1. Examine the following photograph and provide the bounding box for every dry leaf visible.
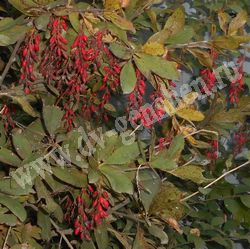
[166,218,183,234]
[120,0,130,8]
[190,228,201,237]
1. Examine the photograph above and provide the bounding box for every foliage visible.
[0,0,250,248]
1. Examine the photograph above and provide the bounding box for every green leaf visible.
[100,165,133,194]
[0,25,29,46]
[0,178,34,195]
[108,228,131,249]
[150,157,177,171]
[0,213,18,226]
[94,224,109,249]
[34,177,63,221]
[34,14,51,31]
[37,211,51,241]
[0,194,27,222]
[166,135,184,161]
[0,122,7,146]
[52,168,87,188]
[0,17,15,32]
[8,0,38,15]
[150,135,184,171]
[109,43,132,60]
[120,61,137,94]
[166,26,194,44]
[12,132,32,159]
[105,142,140,165]
[134,53,179,81]
[148,8,185,44]
[240,195,250,208]
[80,241,97,249]
[170,165,207,184]
[104,12,135,32]
[147,225,169,245]
[43,105,64,136]
[69,12,80,32]
[0,147,22,167]
[139,169,161,212]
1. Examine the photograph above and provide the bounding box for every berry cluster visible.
[229,56,245,104]
[64,185,110,240]
[19,32,41,93]
[233,131,246,156]
[0,104,15,130]
[40,16,68,83]
[206,140,218,160]
[200,68,216,92]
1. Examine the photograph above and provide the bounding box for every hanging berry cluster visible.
[40,16,68,83]
[19,16,175,130]
[0,104,15,130]
[19,32,41,94]
[206,140,219,160]
[229,56,245,104]
[64,185,110,240]
[233,131,248,156]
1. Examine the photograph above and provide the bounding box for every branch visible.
[25,203,74,249]
[50,218,74,249]
[181,160,250,202]
[168,41,210,49]
[2,227,11,249]
[0,36,25,88]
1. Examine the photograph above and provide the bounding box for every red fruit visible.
[24,88,31,94]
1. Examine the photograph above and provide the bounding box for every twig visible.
[168,41,210,49]
[2,227,11,249]
[0,36,24,88]
[50,219,74,249]
[25,203,74,249]
[109,198,130,213]
[181,160,250,202]
[113,211,145,224]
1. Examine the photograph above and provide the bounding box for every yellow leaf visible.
[104,0,121,10]
[218,11,230,34]
[170,165,207,184]
[149,183,185,221]
[142,42,165,55]
[228,10,248,36]
[177,92,199,110]
[176,108,205,122]
[83,17,99,35]
[179,125,197,145]
[104,12,135,32]
[164,8,185,32]
[188,48,213,68]
[213,36,240,50]
[13,96,39,117]
[163,99,176,116]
